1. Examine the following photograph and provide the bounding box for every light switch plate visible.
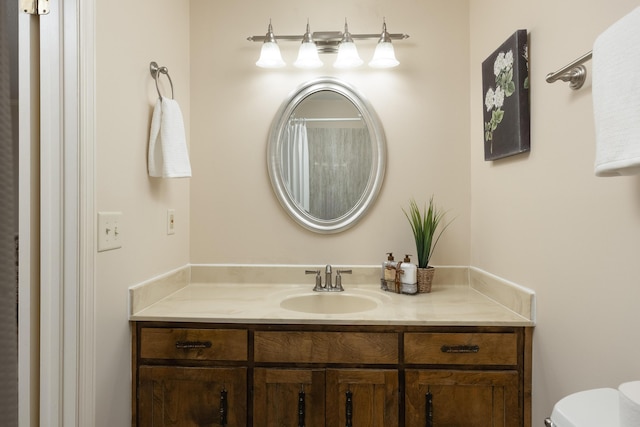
[97,212,122,252]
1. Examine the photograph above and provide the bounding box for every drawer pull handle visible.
[345,390,353,427]
[426,391,433,427]
[441,344,480,353]
[219,388,227,426]
[298,389,305,427]
[175,340,212,350]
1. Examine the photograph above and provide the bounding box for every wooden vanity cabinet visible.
[252,331,399,426]
[405,369,519,426]
[138,365,247,426]
[325,368,399,426]
[253,368,326,426]
[132,323,532,427]
[132,326,248,426]
[253,368,398,426]
[404,330,531,427]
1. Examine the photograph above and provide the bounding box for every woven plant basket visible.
[417,267,435,293]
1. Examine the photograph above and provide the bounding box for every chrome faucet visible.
[305,265,351,292]
[325,264,333,289]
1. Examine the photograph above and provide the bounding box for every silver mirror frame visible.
[267,77,387,234]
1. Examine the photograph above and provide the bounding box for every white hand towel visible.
[593,7,640,177]
[148,97,192,178]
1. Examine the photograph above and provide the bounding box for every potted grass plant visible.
[403,196,451,293]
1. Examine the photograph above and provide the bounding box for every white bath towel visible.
[148,97,192,178]
[593,7,640,177]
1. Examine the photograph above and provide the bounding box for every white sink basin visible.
[279,292,380,314]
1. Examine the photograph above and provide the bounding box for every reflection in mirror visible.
[284,91,372,219]
[268,77,386,233]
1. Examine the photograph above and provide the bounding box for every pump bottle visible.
[382,252,396,289]
[400,254,417,294]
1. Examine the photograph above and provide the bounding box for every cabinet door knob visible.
[440,344,480,353]
[219,388,228,426]
[345,390,353,427]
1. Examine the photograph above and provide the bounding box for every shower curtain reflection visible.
[307,127,371,220]
[282,120,310,212]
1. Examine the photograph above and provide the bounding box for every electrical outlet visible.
[167,209,175,235]
[97,212,122,252]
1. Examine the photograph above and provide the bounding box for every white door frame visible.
[76,0,97,425]
[18,8,40,427]
[20,0,96,425]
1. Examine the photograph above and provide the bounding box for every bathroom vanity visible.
[130,265,534,427]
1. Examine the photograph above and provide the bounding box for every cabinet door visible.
[326,369,399,427]
[253,368,325,427]
[138,366,247,427]
[405,370,520,427]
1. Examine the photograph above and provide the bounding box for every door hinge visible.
[21,0,50,15]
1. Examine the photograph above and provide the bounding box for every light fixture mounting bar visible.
[247,32,409,42]
[251,20,408,67]
[248,31,409,54]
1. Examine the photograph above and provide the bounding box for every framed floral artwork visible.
[482,29,530,161]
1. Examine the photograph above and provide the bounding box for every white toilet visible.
[545,382,640,427]
[544,388,620,427]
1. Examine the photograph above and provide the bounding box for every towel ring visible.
[149,61,174,99]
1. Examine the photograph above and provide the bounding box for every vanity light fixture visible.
[248,18,409,69]
[294,20,323,69]
[256,20,286,68]
[333,19,363,69]
[369,19,400,68]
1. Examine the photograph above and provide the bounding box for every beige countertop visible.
[129,265,535,327]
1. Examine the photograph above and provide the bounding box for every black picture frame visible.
[482,29,530,161]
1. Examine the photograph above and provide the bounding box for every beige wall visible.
[96,0,190,425]
[189,0,471,266]
[94,0,640,425]
[469,1,640,425]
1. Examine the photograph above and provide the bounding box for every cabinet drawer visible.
[139,328,247,361]
[254,331,398,364]
[404,332,517,365]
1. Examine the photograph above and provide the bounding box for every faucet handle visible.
[334,269,352,291]
[305,269,323,291]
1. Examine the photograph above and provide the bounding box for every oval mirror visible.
[267,77,386,233]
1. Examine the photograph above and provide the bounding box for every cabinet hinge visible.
[21,0,50,15]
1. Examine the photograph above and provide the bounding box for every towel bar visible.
[149,61,174,99]
[546,51,592,90]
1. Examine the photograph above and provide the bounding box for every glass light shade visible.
[333,42,363,68]
[294,42,323,68]
[256,42,286,68]
[368,42,399,68]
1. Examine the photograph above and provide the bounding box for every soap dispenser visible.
[400,254,417,294]
[382,252,396,289]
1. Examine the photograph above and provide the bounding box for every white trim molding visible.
[18,6,41,427]
[38,0,96,425]
[77,0,97,424]
[39,0,65,422]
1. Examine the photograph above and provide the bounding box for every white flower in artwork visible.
[493,85,505,109]
[504,50,514,69]
[485,48,517,146]
[485,87,495,111]
[494,52,505,76]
